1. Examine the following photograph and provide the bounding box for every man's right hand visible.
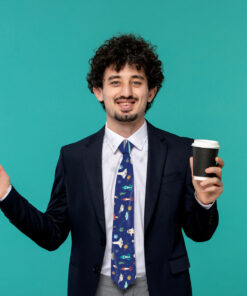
[0,164,11,199]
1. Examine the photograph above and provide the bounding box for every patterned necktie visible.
[111,140,136,290]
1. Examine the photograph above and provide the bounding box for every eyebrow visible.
[108,75,121,81]
[107,75,145,81]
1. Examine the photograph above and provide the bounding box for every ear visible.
[147,86,158,103]
[93,87,104,103]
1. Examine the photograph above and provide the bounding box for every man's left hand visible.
[189,156,224,205]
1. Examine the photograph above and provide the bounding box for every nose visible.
[120,83,133,97]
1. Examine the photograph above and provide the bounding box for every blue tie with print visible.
[111,140,136,290]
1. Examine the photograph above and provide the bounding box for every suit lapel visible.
[144,122,168,233]
[83,126,106,234]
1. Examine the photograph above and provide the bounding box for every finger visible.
[0,164,7,175]
[216,157,224,168]
[202,185,222,193]
[205,167,222,179]
[200,178,223,187]
[189,157,193,176]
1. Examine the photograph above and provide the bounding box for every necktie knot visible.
[118,140,134,155]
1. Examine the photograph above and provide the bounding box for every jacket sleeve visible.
[181,153,219,242]
[0,148,70,251]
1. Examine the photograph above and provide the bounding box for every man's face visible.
[93,63,157,125]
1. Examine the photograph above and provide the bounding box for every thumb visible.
[189,157,193,176]
[0,164,6,174]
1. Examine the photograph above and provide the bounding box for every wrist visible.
[195,192,214,206]
[0,184,11,200]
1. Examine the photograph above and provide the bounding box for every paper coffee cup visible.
[192,139,220,180]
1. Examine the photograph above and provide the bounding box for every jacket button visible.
[93,265,100,274]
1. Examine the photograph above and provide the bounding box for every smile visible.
[116,100,136,111]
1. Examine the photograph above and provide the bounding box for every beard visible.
[113,95,140,122]
[114,112,138,122]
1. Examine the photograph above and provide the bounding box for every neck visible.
[106,117,145,138]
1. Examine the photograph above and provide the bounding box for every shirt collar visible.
[104,120,148,154]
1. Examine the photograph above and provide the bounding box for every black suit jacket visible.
[0,121,218,296]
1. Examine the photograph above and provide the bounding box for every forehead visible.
[103,63,146,79]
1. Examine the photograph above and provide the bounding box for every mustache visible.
[114,96,138,103]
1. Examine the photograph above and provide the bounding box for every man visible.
[0,34,224,296]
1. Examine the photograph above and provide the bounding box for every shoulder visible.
[60,125,105,156]
[147,121,194,144]
[147,121,194,155]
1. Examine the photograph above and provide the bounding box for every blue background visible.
[0,0,246,295]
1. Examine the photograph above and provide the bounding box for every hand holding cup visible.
[189,140,224,205]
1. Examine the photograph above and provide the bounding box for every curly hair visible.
[87,33,164,112]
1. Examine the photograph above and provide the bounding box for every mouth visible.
[116,99,136,111]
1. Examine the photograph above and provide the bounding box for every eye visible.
[133,81,142,86]
[110,81,120,86]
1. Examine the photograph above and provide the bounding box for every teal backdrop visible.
[0,0,246,295]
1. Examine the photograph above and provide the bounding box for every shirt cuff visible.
[0,185,12,201]
[194,191,214,210]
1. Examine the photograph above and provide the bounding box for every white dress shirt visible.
[100,121,149,277]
